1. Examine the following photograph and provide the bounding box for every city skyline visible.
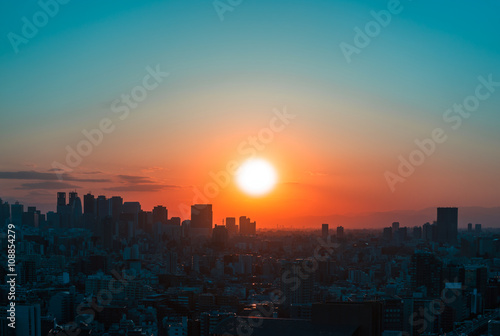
[1,2,500,335]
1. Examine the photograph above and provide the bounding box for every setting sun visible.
[236,158,277,196]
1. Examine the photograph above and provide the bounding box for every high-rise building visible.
[468,223,473,232]
[282,260,313,306]
[239,216,256,236]
[57,192,66,213]
[321,224,329,239]
[169,216,181,226]
[436,207,458,245]
[410,252,443,297]
[97,195,109,220]
[336,226,344,240]
[225,217,237,235]
[392,222,400,232]
[153,205,168,224]
[109,196,123,221]
[0,198,10,226]
[212,224,229,249]
[68,191,78,206]
[191,204,213,229]
[11,202,23,226]
[17,304,41,336]
[48,291,75,324]
[475,223,482,234]
[83,193,95,215]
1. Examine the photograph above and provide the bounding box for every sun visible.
[236,158,277,196]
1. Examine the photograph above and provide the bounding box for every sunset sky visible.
[1,0,500,228]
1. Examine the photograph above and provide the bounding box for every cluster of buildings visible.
[0,196,499,336]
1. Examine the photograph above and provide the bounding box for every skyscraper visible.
[239,216,256,236]
[336,226,344,240]
[153,205,168,224]
[83,193,95,215]
[96,195,108,220]
[410,252,443,297]
[322,224,329,239]
[68,191,78,206]
[11,202,23,226]
[225,217,237,235]
[436,207,458,245]
[109,196,123,221]
[191,204,213,229]
[56,192,66,213]
[17,304,41,336]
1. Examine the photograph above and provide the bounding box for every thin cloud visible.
[104,184,179,192]
[15,182,81,190]
[117,175,154,184]
[0,170,108,183]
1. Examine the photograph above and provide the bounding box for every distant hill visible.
[286,206,500,229]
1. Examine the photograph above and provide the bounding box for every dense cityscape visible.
[0,193,499,336]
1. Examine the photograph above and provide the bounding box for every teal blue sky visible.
[0,0,499,218]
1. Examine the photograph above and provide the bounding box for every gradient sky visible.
[1,0,500,228]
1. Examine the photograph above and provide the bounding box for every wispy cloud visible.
[15,181,81,190]
[104,184,179,192]
[117,175,154,184]
[0,170,108,182]
[305,171,329,177]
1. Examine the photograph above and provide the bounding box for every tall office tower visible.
[281,260,314,306]
[109,196,123,221]
[436,207,458,245]
[410,252,443,297]
[322,224,329,239]
[212,224,229,249]
[153,205,168,224]
[17,304,41,336]
[413,226,422,239]
[122,202,141,236]
[57,192,66,213]
[0,198,10,226]
[392,221,400,232]
[48,291,75,324]
[464,265,488,297]
[68,191,77,206]
[225,217,237,235]
[191,204,213,229]
[475,223,482,234]
[11,202,23,226]
[70,196,82,228]
[468,223,473,232]
[239,216,256,236]
[337,226,344,240]
[23,206,37,227]
[168,216,181,226]
[83,193,95,215]
[96,195,108,220]
[422,222,433,241]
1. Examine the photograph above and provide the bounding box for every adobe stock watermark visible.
[7,0,71,54]
[340,0,411,64]
[213,0,243,21]
[178,106,295,218]
[385,74,499,192]
[51,65,169,181]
